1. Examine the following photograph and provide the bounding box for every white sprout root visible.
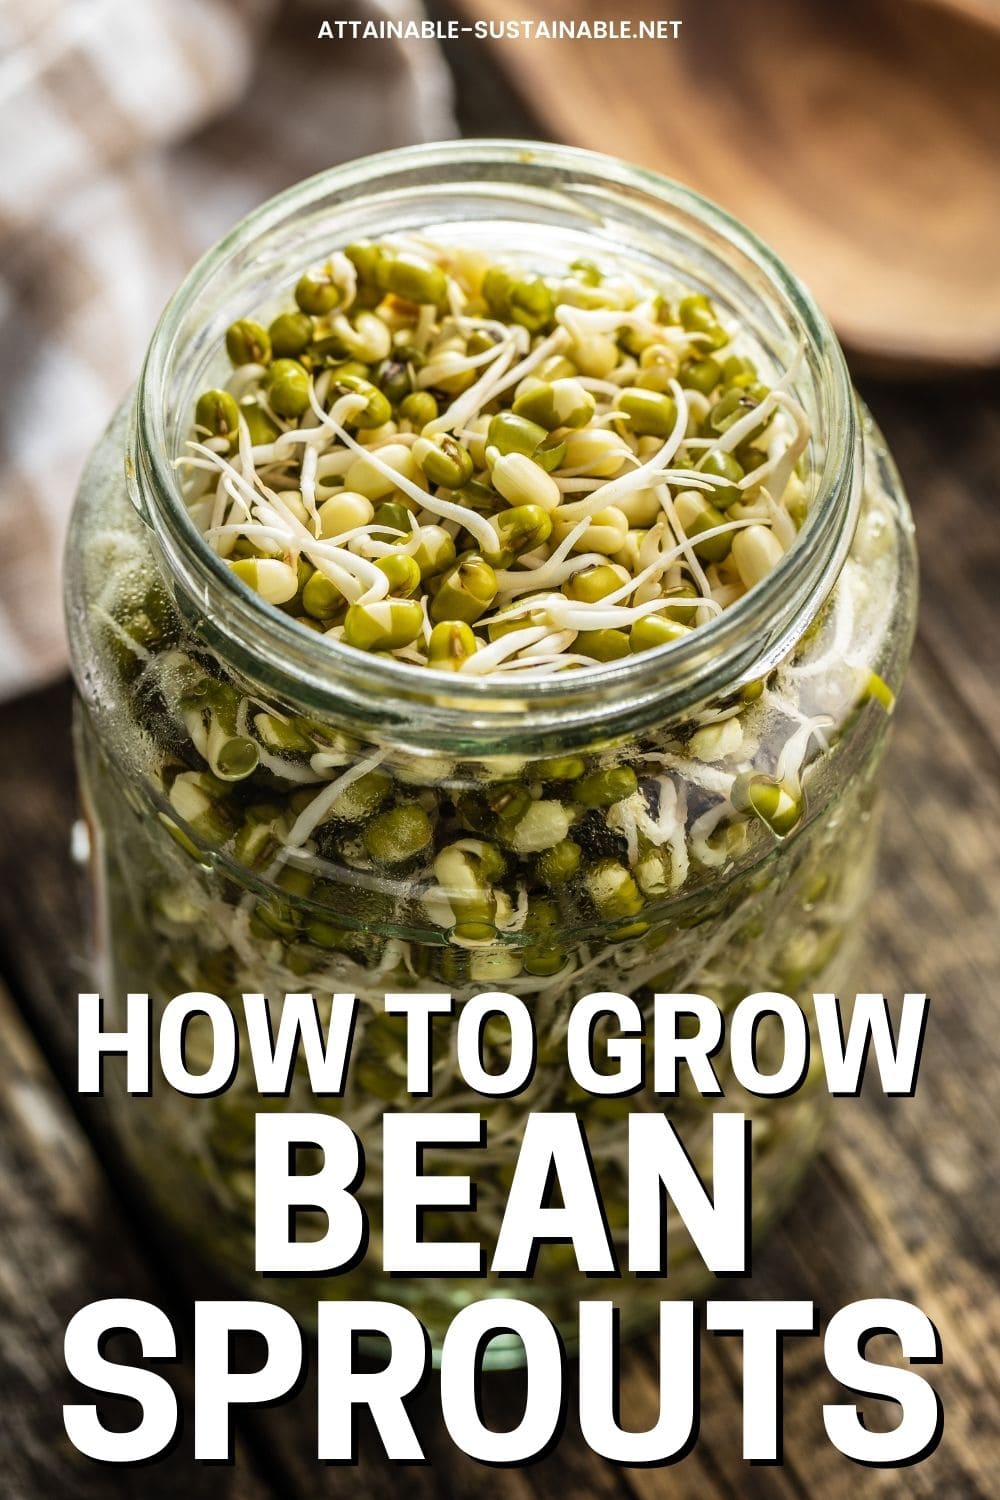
[180,242,813,678]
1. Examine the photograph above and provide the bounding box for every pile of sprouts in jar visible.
[182,239,812,676]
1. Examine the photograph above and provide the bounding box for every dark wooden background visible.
[1,31,997,1500]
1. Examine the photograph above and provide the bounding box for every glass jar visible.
[65,141,916,1356]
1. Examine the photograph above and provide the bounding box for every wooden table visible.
[2,64,999,1500]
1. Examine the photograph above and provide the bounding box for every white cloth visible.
[0,0,455,698]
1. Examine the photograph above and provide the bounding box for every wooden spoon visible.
[450,0,1000,370]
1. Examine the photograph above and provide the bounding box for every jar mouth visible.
[132,139,861,755]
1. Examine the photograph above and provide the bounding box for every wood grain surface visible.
[0,370,996,1494]
[444,0,1000,369]
[1,24,998,1496]
[0,977,274,1499]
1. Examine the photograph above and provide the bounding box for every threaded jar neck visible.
[130,139,861,756]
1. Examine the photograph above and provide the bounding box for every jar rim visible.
[132,138,862,754]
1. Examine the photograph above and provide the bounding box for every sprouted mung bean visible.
[183,240,813,674]
[67,208,916,1355]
